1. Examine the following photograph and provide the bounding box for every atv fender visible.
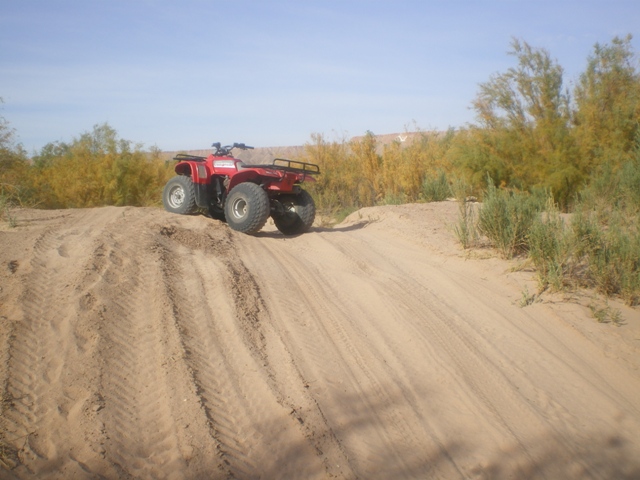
[174,162,211,209]
[227,169,261,191]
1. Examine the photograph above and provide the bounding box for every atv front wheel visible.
[163,176,198,215]
[273,189,316,235]
[224,182,270,234]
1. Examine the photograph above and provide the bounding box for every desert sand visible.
[1,203,639,479]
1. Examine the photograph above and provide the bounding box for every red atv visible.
[162,142,320,235]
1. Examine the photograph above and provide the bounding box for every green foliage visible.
[528,197,572,290]
[459,38,579,207]
[518,285,537,307]
[456,35,640,210]
[589,301,623,325]
[422,170,451,202]
[477,178,542,258]
[578,138,640,224]
[380,192,407,205]
[573,35,640,175]
[451,178,478,249]
[584,219,640,305]
[572,155,640,306]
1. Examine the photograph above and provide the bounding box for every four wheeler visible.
[162,142,320,235]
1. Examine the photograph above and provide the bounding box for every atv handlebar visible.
[211,142,254,156]
[233,142,254,150]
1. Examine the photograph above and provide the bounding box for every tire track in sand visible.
[3,228,64,468]
[2,210,121,473]
[157,224,326,479]
[236,233,459,479]
[316,230,546,474]
[155,227,258,479]
[322,225,640,476]
[94,223,186,479]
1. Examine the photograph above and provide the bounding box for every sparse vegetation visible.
[451,178,478,249]
[518,285,537,307]
[589,301,624,325]
[528,197,573,291]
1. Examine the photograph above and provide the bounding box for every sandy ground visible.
[1,203,639,479]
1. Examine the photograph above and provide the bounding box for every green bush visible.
[528,198,572,290]
[422,170,451,202]
[451,178,478,249]
[572,152,640,305]
[581,218,640,305]
[380,192,407,206]
[477,179,542,258]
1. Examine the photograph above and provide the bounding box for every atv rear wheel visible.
[224,182,270,234]
[163,176,198,215]
[273,189,316,235]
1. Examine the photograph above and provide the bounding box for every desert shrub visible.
[0,191,15,226]
[350,130,381,205]
[451,178,478,249]
[477,178,542,258]
[528,198,573,290]
[380,192,407,205]
[571,148,640,304]
[579,216,640,305]
[378,130,456,204]
[422,170,451,202]
[617,148,640,217]
[578,154,640,223]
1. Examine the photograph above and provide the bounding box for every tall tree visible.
[573,35,640,174]
[462,39,578,205]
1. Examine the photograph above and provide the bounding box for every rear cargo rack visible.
[273,158,320,174]
[242,158,320,175]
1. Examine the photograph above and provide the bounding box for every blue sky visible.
[1,0,638,154]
